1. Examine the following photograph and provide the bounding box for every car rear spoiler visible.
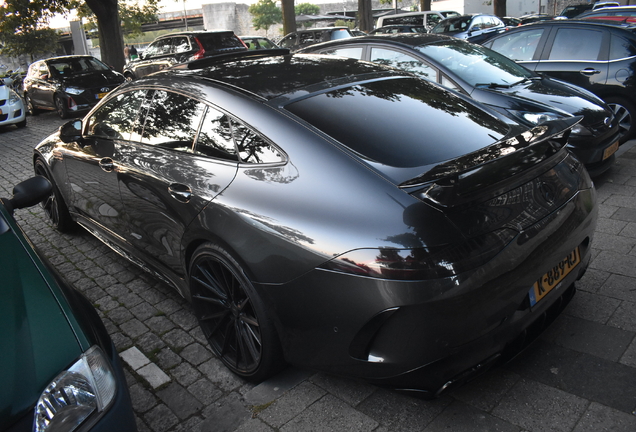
[399,116,583,206]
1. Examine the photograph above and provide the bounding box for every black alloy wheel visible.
[34,159,75,232]
[55,95,69,119]
[25,94,38,116]
[606,97,635,144]
[189,244,284,381]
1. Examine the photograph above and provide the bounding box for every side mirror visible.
[60,119,83,143]
[5,176,52,215]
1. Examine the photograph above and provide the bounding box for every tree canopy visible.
[248,0,282,36]
[0,0,159,72]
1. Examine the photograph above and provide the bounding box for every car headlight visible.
[34,346,116,432]
[8,89,21,105]
[64,87,85,95]
[569,123,592,136]
[509,110,563,125]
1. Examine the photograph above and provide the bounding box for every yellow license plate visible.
[96,92,108,99]
[529,247,580,306]
[603,140,619,160]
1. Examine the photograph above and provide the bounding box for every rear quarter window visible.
[548,28,604,60]
[485,28,544,61]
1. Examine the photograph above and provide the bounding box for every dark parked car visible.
[369,25,428,34]
[122,31,247,80]
[278,27,353,51]
[430,14,506,43]
[0,177,137,432]
[23,55,125,119]
[558,3,594,19]
[577,5,636,23]
[34,51,597,396]
[483,20,636,143]
[300,34,620,176]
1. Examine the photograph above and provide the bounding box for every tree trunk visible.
[358,0,373,32]
[494,0,507,18]
[419,0,432,12]
[85,0,125,72]
[281,0,296,37]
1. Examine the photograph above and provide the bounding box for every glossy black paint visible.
[34,52,597,395]
[299,34,620,176]
[483,20,636,142]
[23,55,125,119]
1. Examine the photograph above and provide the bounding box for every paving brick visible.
[573,402,636,432]
[157,382,203,420]
[279,394,379,432]
[425,400,521,432]
[492,379,588,432]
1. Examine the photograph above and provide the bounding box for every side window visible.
[143,40,162,57]
[299,32,316,45]
[609,34,636,60]
[441,74,460,91]
[370,47,438,81]
[86,90,147,140]
[231,121,284,164]
[194,107,238,161]
[141,90,206,152]
[426,14,442,27]
[279,34,297,48]
[548,28,603,60]
[321,47,364,59]
[173,36,190,54]
[486,28,544,61]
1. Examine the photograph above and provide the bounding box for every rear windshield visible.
[196,32,246,52]
[285,77,510,168]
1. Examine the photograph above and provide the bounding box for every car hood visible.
[60,70,124,88]
[0,208,82,430]
[471,77,611,127]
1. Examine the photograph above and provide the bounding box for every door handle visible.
[99,158,115,172]
[169,183,192,203]
[580,68,601,76]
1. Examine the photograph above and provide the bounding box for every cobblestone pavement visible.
[2,112,636,432]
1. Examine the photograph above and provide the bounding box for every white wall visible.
[430,0,541,16]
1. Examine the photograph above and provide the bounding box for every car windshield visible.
[431,16,473,33]
[49,57,110,76]
[285,77,510,168]
[417,40,533,87]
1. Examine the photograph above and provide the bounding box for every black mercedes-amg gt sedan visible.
[33,50,597,397]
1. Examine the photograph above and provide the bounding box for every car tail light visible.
[193,37,206,59]
[320,228,517,280]
[68,97,77,111]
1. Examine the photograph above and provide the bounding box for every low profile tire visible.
[606,96,635,144]
[25,94,39,116]
[54,95,69,119]
[189,243,285,381]
[34,158,76,232]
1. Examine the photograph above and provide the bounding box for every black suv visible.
[483,20,636,143]
[122,31,247,80]
[278,27,353,51]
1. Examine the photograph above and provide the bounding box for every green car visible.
[0,177,136,432]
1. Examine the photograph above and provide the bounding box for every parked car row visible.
[2,16,630,424]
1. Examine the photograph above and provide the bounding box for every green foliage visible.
[248,0,282,33]
[295,3,320,15]
[77,0,159,38]
[0,0,69,58]
[0,27,61,58]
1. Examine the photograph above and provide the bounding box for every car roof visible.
[42,55,97,62]
[300,33,460,50]
[161,52,411,101]
[517,18,636,32]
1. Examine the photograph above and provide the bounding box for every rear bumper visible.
[261,184,597,394]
